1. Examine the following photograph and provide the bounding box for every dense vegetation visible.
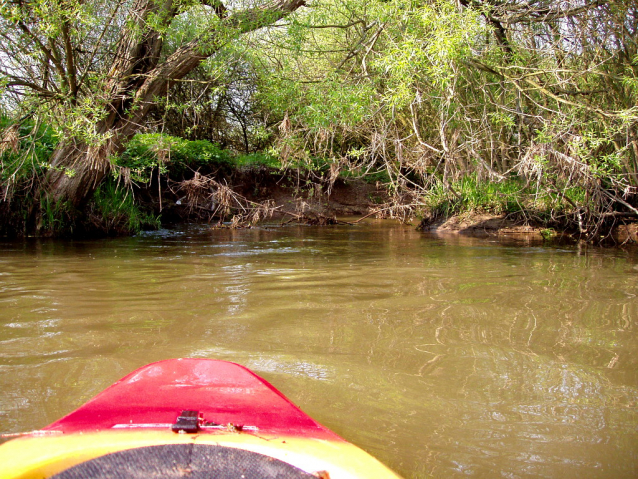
[1,0,637,241]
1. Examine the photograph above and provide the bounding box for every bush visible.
[173,139,234,171]
[90,181,160,234]
[0,115,58,184]
[117,133,234,183]
[235,152,281,168]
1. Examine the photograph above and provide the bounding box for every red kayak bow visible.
[0,358,402,479]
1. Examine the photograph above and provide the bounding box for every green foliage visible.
[117,133,234,183]
[0,115,58,184]
[423,176,521,217]
[39,196,73,234]
[422,175,587,218]
[234,152,281,168]
[253,0,382,154]
[90,181,160,234]
[35,180,160,236]
[2,0,637,240]
[176,139,233,168]
[117,132,289,180]
[373,0,484,107]
[299,78,378,129]
[116,133,173,182]
[248,0,638,239]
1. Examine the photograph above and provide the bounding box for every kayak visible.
[0,358,401,479]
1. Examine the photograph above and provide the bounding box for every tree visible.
[0,0,306,219]
[255,0,638,236]
[150,51,270,153]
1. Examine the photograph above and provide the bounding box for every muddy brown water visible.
[1,221,637,478]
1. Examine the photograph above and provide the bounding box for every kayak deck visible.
[0,358,402,479]
[42,358,339,439]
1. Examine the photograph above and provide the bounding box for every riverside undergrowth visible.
[1,126,636,242]
[420,175,588,224]
[1,130,289,236]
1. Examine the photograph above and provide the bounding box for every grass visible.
[234,152,281,169]
[339,167,391,184]
[117,133,234,182]
[422,175,587,219]
[39,196,74,235]
[90,181,160,235]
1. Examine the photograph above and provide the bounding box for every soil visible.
[156,167,389,224]
[232,169,388,218]
[418,213,546,240]
[153,167,638,246]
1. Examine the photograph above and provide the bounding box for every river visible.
[1,221,637,478]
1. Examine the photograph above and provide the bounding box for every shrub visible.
[116,133,234,183]
[0,115,58,184]
[235,152,281,168]
[90,181,160,234]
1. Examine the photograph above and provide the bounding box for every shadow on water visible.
[1,220,638,478]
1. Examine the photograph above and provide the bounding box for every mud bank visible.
[154,167,388,224]
[238,173,387,218]
[140,167,638,246]
[418,214,546,240]
[418,213,638,246]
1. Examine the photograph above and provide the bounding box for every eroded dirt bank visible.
[153,167,389,225]
[419,214,544,238]
[145,168,638,245]
[418,213,638,245]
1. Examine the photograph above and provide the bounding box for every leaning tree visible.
[0,0,305,217]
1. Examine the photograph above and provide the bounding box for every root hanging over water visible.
[280,209,353,226]
[171,172,277,228]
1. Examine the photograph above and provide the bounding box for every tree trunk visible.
[44,139,118,208]
[39,0,306,222]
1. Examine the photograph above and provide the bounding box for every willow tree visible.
[256,0,638,236]
[0,0,305,217]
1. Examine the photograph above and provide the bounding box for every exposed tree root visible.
[170,172,278,228]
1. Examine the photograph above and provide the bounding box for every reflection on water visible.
[1,222,638,478]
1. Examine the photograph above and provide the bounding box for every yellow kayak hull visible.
[0,429,400,479]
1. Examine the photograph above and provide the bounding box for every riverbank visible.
[3,125,636,243]
[229,171,638,246]
[3,159,637,245]
[418,211,638,245]
[146,167,388,227]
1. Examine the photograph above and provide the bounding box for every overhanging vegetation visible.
[1,0,637,242]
